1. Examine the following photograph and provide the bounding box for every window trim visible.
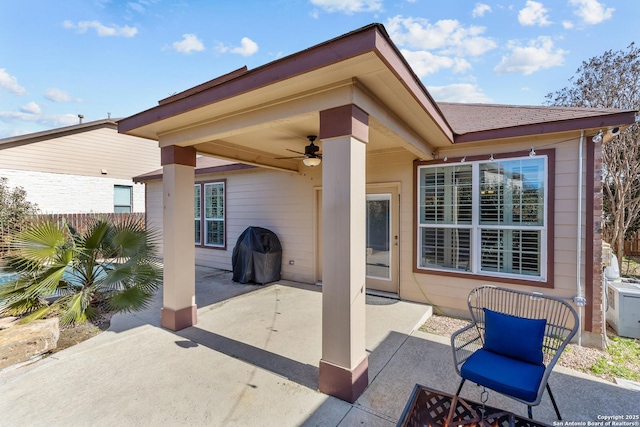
[412,149,555,288]
[195,179,227,250]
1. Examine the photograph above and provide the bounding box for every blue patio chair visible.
[451,285,579,420]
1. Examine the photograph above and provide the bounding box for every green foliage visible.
[546,43,640,261]
[589,336,640,381]
[0,177,39,256]
[0,217,162,325]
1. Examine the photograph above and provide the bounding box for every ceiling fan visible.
[277,135,322,166]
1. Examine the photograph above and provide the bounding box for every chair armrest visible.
[451,323,483,376]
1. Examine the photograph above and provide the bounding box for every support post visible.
[160,145,197,331]
[318,105,369,403]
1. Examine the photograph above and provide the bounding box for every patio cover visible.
[118,23,637,403]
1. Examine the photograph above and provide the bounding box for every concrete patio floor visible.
[0,266,637,426]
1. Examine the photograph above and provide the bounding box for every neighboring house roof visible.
[439,103,636,143]
[134,156,253,182]
[0,118,121,149]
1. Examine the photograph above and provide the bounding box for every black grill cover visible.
[232,226,282,284]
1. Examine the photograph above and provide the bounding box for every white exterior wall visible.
[1,168,146,213]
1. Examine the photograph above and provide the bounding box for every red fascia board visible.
[133,163,255,183]
[118,25,382,134]
[118,24,454,142]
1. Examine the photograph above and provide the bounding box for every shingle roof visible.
[0,118,121,148]
[439,102,636,142]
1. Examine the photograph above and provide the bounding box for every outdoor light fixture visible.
[592,130,603,143]
[460,156,466,163]
[303,157,321,167]
[489,153,495,161]
[529,147,536,157]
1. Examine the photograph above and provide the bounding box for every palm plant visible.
[0,217,162,325]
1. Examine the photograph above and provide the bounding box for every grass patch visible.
[621,255,640,278]
[590,336,640,382]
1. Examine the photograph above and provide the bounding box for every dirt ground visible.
[53,310,114,354]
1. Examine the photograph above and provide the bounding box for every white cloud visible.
[171,34,205,54]
[494,36,567,75]
[386,16,496,57]
[127,2,145,13]
[0,69,27,95]
[562,20,575,29]
[472,3,492,18]
[518,1,551,26]
[402,50,471,78]
[215,37,259,57]
[63,20,138,37]
[230,37,259,57]
[0,111,78,127]
[213,41,229,54]
[310,0,383,14]
[569,0,614,24]
[20,102,41,115]
[44,88,80,102]
[427,83,492,103]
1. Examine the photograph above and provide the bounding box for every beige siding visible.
[146,136,587,323]
[148,166,321,284]
[0,128,160,180]
[400,137,585,320]
[146,181,164,246]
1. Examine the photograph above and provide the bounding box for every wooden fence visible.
[34,212,145,234]
[0,212,145,258]
[624,232,640,256]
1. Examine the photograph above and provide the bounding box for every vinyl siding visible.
[403,137,585,318]
[146,166,321,284]
[144,136,586,320]
[0,127,159,180]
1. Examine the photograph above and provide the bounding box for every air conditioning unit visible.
[606,281,640,339]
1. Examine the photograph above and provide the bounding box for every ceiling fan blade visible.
[286,149,306,155]
[276,155,306,160]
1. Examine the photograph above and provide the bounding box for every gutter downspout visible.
[576,130,585,346]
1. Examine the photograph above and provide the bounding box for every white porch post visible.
[318,105,369,403]
[160,145,197,331]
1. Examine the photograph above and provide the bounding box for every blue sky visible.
[0,0,636,138]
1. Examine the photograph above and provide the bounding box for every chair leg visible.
[528,405,533,419]
[547,383,562,420]
[455,378,466,397]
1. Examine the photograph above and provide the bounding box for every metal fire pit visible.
[397,385,551,427]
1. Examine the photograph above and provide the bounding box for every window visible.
[417,154,548,281]
[114,185,132,213]
[194,181,225,248]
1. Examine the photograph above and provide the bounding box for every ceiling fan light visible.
[303,157,321,167]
